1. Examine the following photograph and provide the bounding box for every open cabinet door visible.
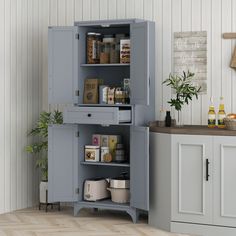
[48,124,79,202]
[130,22,150,105]
[48,26,79,104]
[130,126,149,211]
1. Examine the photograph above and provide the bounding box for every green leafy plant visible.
[162,71,201,111]
[26,110,63,181]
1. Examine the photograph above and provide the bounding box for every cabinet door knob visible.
[87,113,92,117]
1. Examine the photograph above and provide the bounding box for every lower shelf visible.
[77,199,130,210]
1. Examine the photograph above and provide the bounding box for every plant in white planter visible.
[26,110,63,204]
[163,71,201,126]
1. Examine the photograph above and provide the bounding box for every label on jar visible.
[92,40,96,59]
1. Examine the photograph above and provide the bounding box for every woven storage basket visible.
[224,118,236,130]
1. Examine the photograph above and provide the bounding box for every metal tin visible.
[85,145,100,162]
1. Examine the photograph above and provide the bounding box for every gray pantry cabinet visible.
[47,19,155,223]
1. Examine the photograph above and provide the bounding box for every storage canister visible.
[101,147,110,162]
[85,145,100,162]
[87,32,101,64]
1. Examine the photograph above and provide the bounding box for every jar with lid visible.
[115,144,126,163]
[87,32,101,64]
[99,42,111,64]
[103,34,115,43]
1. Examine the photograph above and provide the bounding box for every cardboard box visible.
[92,134,101,146]
[83,78,99,104]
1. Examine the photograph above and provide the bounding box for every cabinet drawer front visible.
[64,107,119,124]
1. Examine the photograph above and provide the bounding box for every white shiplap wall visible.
[0,0,236,213]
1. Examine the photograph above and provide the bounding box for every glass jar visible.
[99,42,111,64]
[87,32,101,64]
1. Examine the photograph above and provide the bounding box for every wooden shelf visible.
[80,161,130,167]
[81,63,130,67]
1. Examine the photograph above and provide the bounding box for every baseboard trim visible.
[171,221,236,236]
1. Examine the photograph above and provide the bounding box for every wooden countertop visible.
[150,124,236,136]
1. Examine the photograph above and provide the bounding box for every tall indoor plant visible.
[26,110,63,203]
[163,71,201,126]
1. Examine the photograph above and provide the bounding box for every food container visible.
[99,42,110,64]
[92,134,101,146]
[87,32,101,64]
[99,85,108,104]
[110,42,120,63]
[84,145,100,162]
[115,87,125,104]
[101,147,110,162]
[107,187,130,203]
[107,87,115,104]
[103,35,115,43]
[120,39,130,64]
[115,143,126,162]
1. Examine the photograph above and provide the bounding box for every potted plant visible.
[26,110,63,204]
[163,71,201,126]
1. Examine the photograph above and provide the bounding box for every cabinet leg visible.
[74,204,83,216]
[126,208,139,223]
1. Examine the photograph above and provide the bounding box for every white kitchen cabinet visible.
[172,135,213,224]
[213,136,236,227]
[149,129,236,236]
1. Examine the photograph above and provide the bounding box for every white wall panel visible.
[1,0,236,214]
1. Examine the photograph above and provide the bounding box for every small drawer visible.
[63,106,132,125]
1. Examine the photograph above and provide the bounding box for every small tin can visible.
[101,147,110,162]
[85,145,100,162]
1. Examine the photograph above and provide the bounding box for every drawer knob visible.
[87,113,92,117]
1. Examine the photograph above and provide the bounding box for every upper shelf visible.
[80,63,130,67]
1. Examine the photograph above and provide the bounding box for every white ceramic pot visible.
[39,181,48,203]
[107,187,130,203]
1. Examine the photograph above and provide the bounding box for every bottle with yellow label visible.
[217,96,226,128]
[208,97,216,128]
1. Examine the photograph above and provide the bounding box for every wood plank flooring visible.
[0,207,189,236]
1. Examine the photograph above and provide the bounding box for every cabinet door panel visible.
[213,136,236,227]
[130,22,150,105]
[130,126,149,211]
[172,135,212,224]
[48,125,78,202]
[48,26,78,104]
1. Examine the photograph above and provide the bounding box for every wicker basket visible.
[224,118,236,130]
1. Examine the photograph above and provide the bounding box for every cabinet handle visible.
[206,159,210,181]
[87,113,92,117]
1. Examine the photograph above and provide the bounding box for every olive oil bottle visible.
[217,96,226,128]
[208,97,216,128]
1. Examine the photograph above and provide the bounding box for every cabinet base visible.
[74,200,139,223]
[171,221,236,236]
